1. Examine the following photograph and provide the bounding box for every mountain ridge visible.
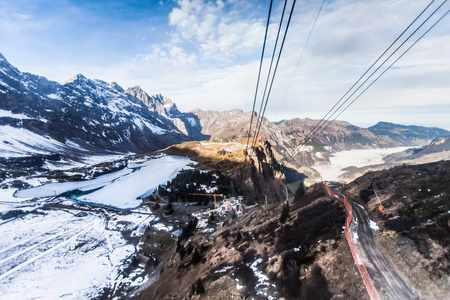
[1,52,449,168]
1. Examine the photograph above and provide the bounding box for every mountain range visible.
[1,52,449,168]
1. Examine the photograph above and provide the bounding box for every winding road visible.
[330,185,419,300]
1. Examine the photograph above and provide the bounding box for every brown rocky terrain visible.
[139,184,369,300]
[134,143,450,299]
[343,160,450,299]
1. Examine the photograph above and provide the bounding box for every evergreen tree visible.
[235,231,242,244]
[294,181,306,202]
[191,278,205,295]
[164,202,174,215]
[192,248,201,265]
[280,202,290,224]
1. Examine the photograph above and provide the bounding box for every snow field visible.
[14,168,133,199]
[77,155,194,209]
[0,125,66,158]
[0,207,152,299]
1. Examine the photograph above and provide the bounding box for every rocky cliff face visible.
[126,86,206,139]
[190,109,331,166]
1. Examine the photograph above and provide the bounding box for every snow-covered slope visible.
[0,52,191,160]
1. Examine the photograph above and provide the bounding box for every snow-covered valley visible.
[0,155,195,299]
[313,147,410,182]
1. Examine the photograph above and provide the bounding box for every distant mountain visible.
[384,135,450,163]
[189,109,331,166]
[189,110,450,166]
[0,52,192,160]
[126,86,206,140]
[368,122,449,145]
[1,51,449,169]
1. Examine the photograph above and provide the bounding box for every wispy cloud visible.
[166,0,271,62]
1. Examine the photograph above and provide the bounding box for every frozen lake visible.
[14,155,195,209]
[313,147,409,182]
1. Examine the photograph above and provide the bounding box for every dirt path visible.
[351,203,419,300]
[331,185,419,300]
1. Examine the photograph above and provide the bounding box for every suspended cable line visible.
[252,0,289,151]
[303,8,450,151]
[251,0,298,149]
[245,0,274,154]
[275,0,326,119]
[282,0,439,162]
[282,0,446,164]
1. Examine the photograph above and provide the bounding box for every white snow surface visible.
[369,220,379,231]
[78,156,194,208]
[0,207,152,299]
[250,258,275,296]
[0,109,31,119]
[15,155,194,209]
[313,147,410,181]
[14,168,133,199]
[0,125,67,158]
[151,223,173,232]
[187,117,197,126]
[215,265,232,273]
[200,184,218,193]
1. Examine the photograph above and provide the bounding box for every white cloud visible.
[167,0,269,61]
[139,44,197,66]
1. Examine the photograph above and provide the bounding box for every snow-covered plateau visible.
[0,155,195,299]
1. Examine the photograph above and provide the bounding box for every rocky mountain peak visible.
[229,108,244,114]
[64,74,88,84]
[0,52,7,63]
[125,87,179,117]
[126,86,149,102]
[0,52,19,74]
[109,81,124,93]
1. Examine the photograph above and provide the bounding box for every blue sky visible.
[1,0,449,129]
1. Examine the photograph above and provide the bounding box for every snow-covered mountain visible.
[0,52,195,160]
[1,51,449,169]
[125,86,205,139]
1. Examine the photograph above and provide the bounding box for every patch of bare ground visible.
[343,160,450,299]
[140,184,369,299]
